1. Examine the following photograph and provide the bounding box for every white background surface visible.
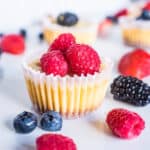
[0,0,150,149]
[0,0,129,31]
[0,29,150,150]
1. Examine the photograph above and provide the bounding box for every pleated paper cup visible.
[22,51,113,118]
[120,18,150,48]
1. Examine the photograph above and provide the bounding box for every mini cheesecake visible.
[42,12,98,44]
[121,2,150,48]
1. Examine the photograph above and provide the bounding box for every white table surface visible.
[0,0,128,30]
[0,30,150,150]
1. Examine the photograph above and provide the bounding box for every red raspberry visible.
[40,51,68,76]
[49,33,76,53]
[66,44,101,76]
[106,108,145,139]
[118,48,150,79]
[114,9,128,18]
[0,34,25,54]
[143,2,150,11]
[98,19,113,37]
[36,134,77,150]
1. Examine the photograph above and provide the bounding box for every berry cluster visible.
[137,2,150,20]
[106,9,128,24]
[98,8,128,36]
[40,33,101,76]
[13,111,77,150]
[13,111,62,134]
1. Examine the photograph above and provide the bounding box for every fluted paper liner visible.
[120,19,150,48]
[22,51,112,118]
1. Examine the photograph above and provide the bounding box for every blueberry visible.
[20,29,27,38]
[38,32,44,41]
[40,111,62,131]
[139,10,150,20]
[0,33,4,37]
[57,12,78,26]
[106,16,118,23]
[13,111,37,134]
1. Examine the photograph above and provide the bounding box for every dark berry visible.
[136,16,142,20]
[20,29,27,38]
[111,75,150,106]
[57,12,78,26]
[40,111,62,131]
[13,111,37,134]
[139,10,150,20]
[38,32,44,41]
[0,33,4,37]
[0,48,3,55]
[106,16,118,23]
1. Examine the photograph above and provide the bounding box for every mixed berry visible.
[40,33,101,76]
[0,34,25,54]
[40,50,69,76]
[111,75,150,106]
[0,48,3,56]
[66,44,101,76]
[137,2,150,20]
[98,8,128,36]
[0,29,45,56]
[13,111,37,134]
[0,33,4,37]
[19,29,27,38]
[57,12,79,26]
[8,20,149,148]
[118,49,150,79]
[49,33,76,53]
[106,108,145,139]
[106,8,128,24]
[40,111,63,131]
[36,134,77,150]
[38,32,44,41]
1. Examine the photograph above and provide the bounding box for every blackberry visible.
[57,12,78,26]
[111,75,150,106]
